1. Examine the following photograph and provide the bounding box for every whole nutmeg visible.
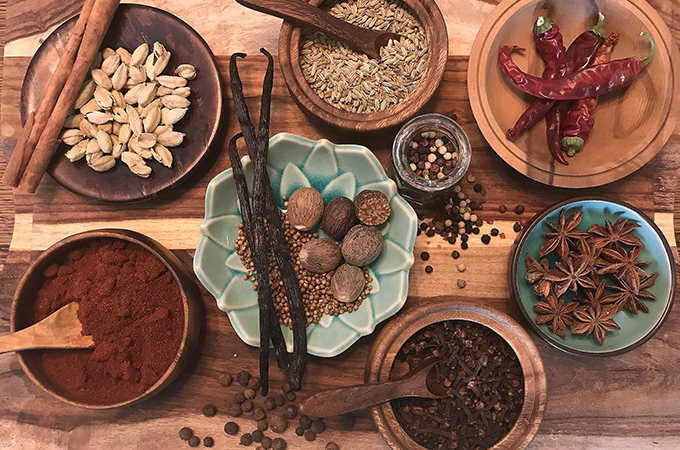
[320,196,356,239]
[354,190,391,226]
[341,225,383,267]
[299,239,343,273]
[287,187,324,231]
[331,264,366,303]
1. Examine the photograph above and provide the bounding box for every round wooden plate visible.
[468,0,679,188]
[20,4,223,202]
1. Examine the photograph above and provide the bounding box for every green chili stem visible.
[533,16,553,36]
[640,32,656,68]
[589,12,606,38]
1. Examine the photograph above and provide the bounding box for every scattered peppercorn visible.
[420,251,430,261]
[513,222,522,232]
[481,234,491,245]
[272,438,287,450]
[457,279,467,289]
[499,205,507,213]
[285,391,296,402]
[425,265,433,274]
[281,381,293,393]
[263,397,276,411]
[202,404,217,417]
[261,436,273,449]
[179,427,194,441]
[203,437,214,448]
[461,234,468,242]
[326,443,340,450]
[305,431,317,442]
[475,218,483,227]
[473,183,482,193]
[310,420,326,434]
[420,222,428,230]
[514,205,525,214]
[218,372,233,386]
[299,416,312,430]
[269,413,288,433]
[295,426,305,436]
[253,406,267,421]
[241,399,254,413]
[447,235,456,244]
[274,394,286,407]
[248,377,261,391]
[244,389,256,400]
[240,434,253,446]
[426,228,435,237]
[339,415,356,430]
[237,370,251,386]
[227,402,243,417]
[235,392,246,404]
[252,430,264,443]
[257,419,268,431]
[416,228,422,236]
[283,404,298,419]
[225,422,240,435]
[490,228,499,236]
[472,227,480,235]
[188,436,201,447]
[461,242,468,250]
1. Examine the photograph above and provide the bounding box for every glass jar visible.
[387,113,472,207]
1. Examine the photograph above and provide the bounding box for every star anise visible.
[606,275,657,314]
[570,238,608,284]
[534,294,578,339]
[599,243,651,288]
[543,256,596,297]
[589,218,644,248]
[574,279,616,306]
[539,209,590,260]
[571,303,620,345]
[524,253,550,283]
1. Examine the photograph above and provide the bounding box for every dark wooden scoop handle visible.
[235,0,390,59]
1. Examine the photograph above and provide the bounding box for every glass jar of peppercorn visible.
[387,113,471,207]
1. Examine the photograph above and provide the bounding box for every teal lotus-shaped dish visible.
[194,133,417,357]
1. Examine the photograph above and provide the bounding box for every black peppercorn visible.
[420,251,430,261]
[179,427,193,441]
[425,265,433,274]
[241,399,254,413]
[426,228,435,237]
[304,431,317,442]
[310,420,326,434]
[416,228,422,236]
[461,234,468,242]
[283,404,298,419]
[264,397,276,411]
[461,242,468,250]
[281,381,293,393]
[253,406,266,421]
[257,419,268,431]
[475,218,483,227]
[468,201,477,210]
[240,433,252,446]
[514,205,525,214]
[218,372,233,386]
[234,392,246,404]
[451,250,460,259]
[261,436,273,449]
[299,416,312,430]
[465,223,473,234]
[248,377,261,391]
[472,227,480,235]
[420,222,428,230]
[274,394,286,407]
[252,430,264,442]
[499,204,507,213]
[513,222,522,232]
[285,391,296,402]
[295,426,305,436]
[490,228,499,236]
[481,234,491,245]
[326,443,340,450]
[237,370,251,386]
[227,402,242,417]
[188,436,201,447]
[224,422,240,435]
[473,183,482,193]
[272,438,287,450]
[203,436,214,448]
[339,415,356,430]
[202,404,217,417]
[447,235,456,245]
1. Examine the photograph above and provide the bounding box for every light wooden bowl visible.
[278,0,448,131]
[10,229,203,409]
[366,302,547,450]
[468,0,680,188]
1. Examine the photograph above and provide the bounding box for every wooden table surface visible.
[1,1,680,449]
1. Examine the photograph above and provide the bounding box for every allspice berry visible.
[341,225,383,267]
[320,196,356,239]
[354,190,391,226]
[269,412,288,433]
[331,264,366,303]
[299,238,343,273]
[287,187,324,231]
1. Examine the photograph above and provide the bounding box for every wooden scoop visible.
[0,302,94,353]
[299,359,446,417]
[235,0,403,60]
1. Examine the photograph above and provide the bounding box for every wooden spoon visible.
[0,302,94,353]
[299,359,446,417]
[235,0,403,60]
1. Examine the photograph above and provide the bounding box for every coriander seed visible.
[457,264,466,273]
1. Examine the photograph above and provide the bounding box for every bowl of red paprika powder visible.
[10,229,202,408]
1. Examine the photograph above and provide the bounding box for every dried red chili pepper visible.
[498,32,654,100]
[505,13,606,141]
[545,101,570,165]
[534,16,566,76]
[562,32,620,156]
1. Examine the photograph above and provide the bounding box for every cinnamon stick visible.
[2,0,96,188]
[18,0,120,193]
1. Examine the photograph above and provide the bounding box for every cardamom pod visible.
[64,113,84,129]
[112,142,126,159]
[75,80,96,109]
[130,162,152,178]
[111,63,128,91]
[89,155,116,172]
[98,121,113,134]
[152,143,173,168]
[111,90,125,108]
[65,140,88,162]
[86,138,101,154]
[124,83,144,104]
[141,99,162,118]
[94,87,114,110]
[145,53,156,81]
[157,86,174,96]
[153,51,171,78]
[96,129,113,154]
[86,111,113,125]
[79,98,102,115]
[126,105,143,136]
[153,42,167,59]
[101,54,121,76]
[112,122,122,137]
[161,95,190,109]
[143,106,161,133]
[137,83,158,107]
[129,135,152,158]
[154,124,173,135]
[121,151,145,167]
[79,119,99,138]
[130,43,149,67]
[86,150,103,165]
[173,86,191,98]
[161,107,187,125]
[175,64,197,80]
[116,47,132,66]
[61,129,85,146]
[91,68,112,89]
[118,123,132,144]
[137,133,157,149]
[112,106,128,123]
[157,131,185,147]
[156,75,187,89]
[102,47,117,59]
[128,65,146,86]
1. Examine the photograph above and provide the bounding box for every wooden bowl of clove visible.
[366,301,547,450]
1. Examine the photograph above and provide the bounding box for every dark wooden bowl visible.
[20,4,223,202]
[10,229,203,409]
[366,302,547,450]
[278,0,448,132]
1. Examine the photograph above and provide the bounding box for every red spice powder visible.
[29,238,184,404]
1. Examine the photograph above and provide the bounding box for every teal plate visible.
[194,133,417,357]
[511,197,675,356]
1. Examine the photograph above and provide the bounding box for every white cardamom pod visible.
[161,107,187,125]
[154,124,173,135]
[157,131,185,147]
[124,83,145,104]
[111,63,128,91]
[126,105,143,136]
[112,142,126,159]
[130,43,149,67]
[91,69,112,89]
[64,113,84,129]
[173,86,191,98]
[112,106,128,123]
[101,54,121,76]
[175,64,196,80]
[110,133,119,146]
[89,155,116,172]
[145,53,156,81]
[96,129,113,154]
[128,65,146,85]
[161,95,190,109]
[153,51,172,78]
[111,89,125,108]
[98,121,113,134]
[86,111,113,125]
[112,121,122,135]
[102,47,117,59]
[79,119,99,138]
[137,133,157,149]
[152,143,173,168]
[143,106,161,133]
[118,123,132,144]
[79,98,102,115]
[86,150,103,165]
[94,87,114,110]
[156,75,187,89]
[137,83,158,107]
[122,151,144,167]
[116,47,132,66]
[130,163,152,178]
[141,100,158,118]
[157,86,174,96]
[130,135,153,158]
[153,42,167,59]
[65,140,88,162]
[86,138,101,154]
[75,80,96,109]
[61,129,85,146]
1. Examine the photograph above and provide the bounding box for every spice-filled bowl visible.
[367,302,546,450]
[468,0,679,188]
[10,229,202,408]
[278,0,448,131]
[195,133,418,358]
[388,113,472,207]
[512,197,675,356]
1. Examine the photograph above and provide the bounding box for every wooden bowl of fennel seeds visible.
[278,0,448,132]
